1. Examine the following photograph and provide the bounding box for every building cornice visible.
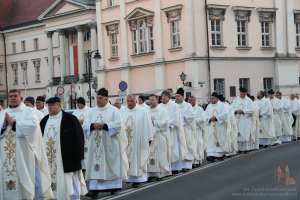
[101,20,120,26]
[161,4,183,12]
[207,4,230,10]
[257,8,278,13]
[2,23,45,34]
[232,6,255,11]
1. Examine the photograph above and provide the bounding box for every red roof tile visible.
[4,0,56,28]
[0,0,15,28]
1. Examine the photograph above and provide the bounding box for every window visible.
[261,22,270,47]
[239,78,250,93]
[12,43,16,54]
[171,20,180,48]
[34,38,39,50]
[36,66,40,81]
[23,68,28,83]
[237,21,247,46]
[211,20,221,46]
[111,33,118,57]
[296,23,300,47]
[109,0,116,7]
[72,31,77,43]
[133,21,154,54]
[21,41,26,52]
[263,78,273,95]
[84,31,91,42]
[214,79,225,96]
[13,68,18,84]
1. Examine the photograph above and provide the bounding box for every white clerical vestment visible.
[160,100,187,171]
[193,105,207,162]
[123,105,154,182]
[288,98,300,140]
[225,102,238,155]
[118,105,126,115]
[73,106,91,170]
[0,103,53,200]
[231,96,254,151]
[33,107,44,122]
[148,105,171,178]
[251,103,260,150]
[83,103,128,190]
[268,97,283,145]
[205,101,231,157]
[280,98,293,142]
[138,103,150,111]
[38,106,49,116]
[255,97,276,145]
[177,101,196,169]
[43,111,87,200]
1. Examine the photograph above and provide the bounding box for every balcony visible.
[64,75,79,84]
[83,73,93,82]
[52,77,61,85]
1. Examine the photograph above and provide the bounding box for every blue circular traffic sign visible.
[119,81,128,91]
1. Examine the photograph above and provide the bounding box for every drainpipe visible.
[2,32,9,106]
[205,0,212,101]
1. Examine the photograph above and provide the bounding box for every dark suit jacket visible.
[40,110,84,173]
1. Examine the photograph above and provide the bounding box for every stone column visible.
[275,0,284,57]
[89,22,98,79]
[286,0,297,57]
[120,0,130,68]
[46,31,54,85]
[65,31,70,75]
[56,29,66,84]
[154,0,166,89]
[185,0,196,58]
[75,25,85,80]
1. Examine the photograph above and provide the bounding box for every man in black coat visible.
[40,97,87,199]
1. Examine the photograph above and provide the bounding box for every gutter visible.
[2,32,9,106]
[205,0,212,100]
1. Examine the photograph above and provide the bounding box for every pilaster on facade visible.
[285,1,298,57]
[275,0,284,57]
[184,0,196,58]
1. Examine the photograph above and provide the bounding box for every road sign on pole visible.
[119,81,128,91]
[56,86,64,95]
[118,91,127,105]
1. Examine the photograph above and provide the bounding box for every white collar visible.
[49,111,62,119]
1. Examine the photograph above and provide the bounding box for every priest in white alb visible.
[147,94,171,181]
[188,95,206,165]
[115,99,126,115]
[268,90,283,145]
[205,92,231,162]
[123,95,154,188]
[36,96,49,116]
[138,95,150,111]
[40,97,87,200]
[72,97,91,170]
[175,88,197,171]
[24,96,44,121]
[255,91,276,147]
[160,90,188,174]
[288,93,300,141]
[249,95,260,150]
[82,88,128,198]
[231,88,254,153]
[276,91,293,142]
[0,89,53,200]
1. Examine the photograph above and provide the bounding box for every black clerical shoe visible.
[206,156,216,162]
[147,177,155,182]
[244,151,249,154]
[263,145,269,148]
[172,171,179,175]
[156,177,162,181]
[182,168,188,172]
[132,183,140,188]
[85,191,99,199]
[111,189,121,195]
[192,164,197,169]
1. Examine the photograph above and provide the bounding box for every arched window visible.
[133,20,154,54]
[84,31,91,41]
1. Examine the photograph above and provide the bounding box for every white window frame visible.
[34,38,39,50]
[13,68,18,84]
[12,42,16,54]
[133,21,153,54]
[23,68,28,83]
[21,41,26,52]
[35,66,40,81]
[211,20,222,46]
[109,0,116,7]
[72,31,77,44]
[237,21,247,47]
[261,22,270,47]
[84,31,91,42]
[296,23,300,47]
[171,20,180,48]
[214,79,225,96]
[239,78,250,93]
[111,33,118,58]
[263,78,273,95]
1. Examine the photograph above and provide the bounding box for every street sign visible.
[56,86,64,95]
[71,82,76,100]
[118,91,127,97]
[119,81,128,91]
[58,95,64,104]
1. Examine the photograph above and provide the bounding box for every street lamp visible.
[92,81,98,93]
[179,71,192,87]
[87,50,101,107]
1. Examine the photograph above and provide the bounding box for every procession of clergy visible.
[0,86,299,200]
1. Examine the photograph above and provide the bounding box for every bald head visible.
[290,93,295,100]
[127,95,137,109]
[115,99,122,109]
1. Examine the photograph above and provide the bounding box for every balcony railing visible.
[83,73,93,82]
[52,77,61,85]
[64,75,79,84]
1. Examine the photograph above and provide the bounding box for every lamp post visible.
[87,50,101,107]
[179,71,192,87]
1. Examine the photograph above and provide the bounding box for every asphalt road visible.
[82,141,300,200]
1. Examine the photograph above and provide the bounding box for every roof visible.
[0,0,15,28]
